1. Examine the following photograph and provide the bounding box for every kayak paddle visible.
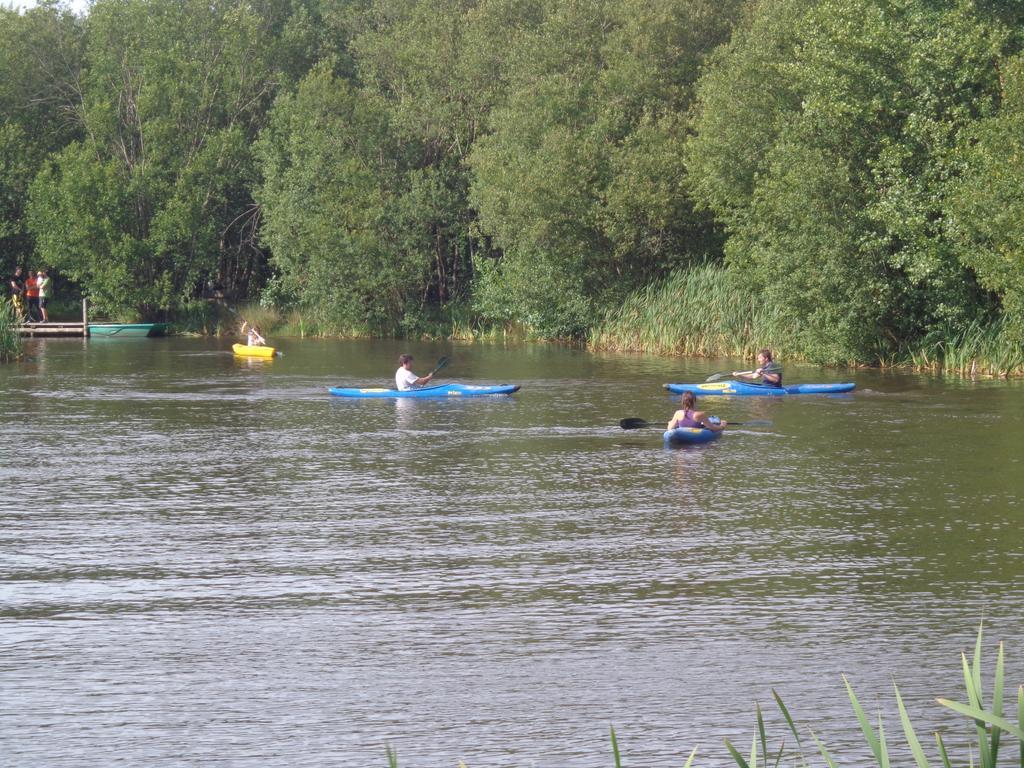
[619,417,771,430]
[705,364,782,382]
[428,356,450,377]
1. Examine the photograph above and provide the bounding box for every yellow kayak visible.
[232,343,275,358]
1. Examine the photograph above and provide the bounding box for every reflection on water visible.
[1,338,1023,767]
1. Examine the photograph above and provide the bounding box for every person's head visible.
[14,266,21,276]
[38,268,46,276]
[757,348,773,365]
[680,391,696,410]
[398,353,414,368]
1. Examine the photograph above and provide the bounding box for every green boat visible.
[88,322,169,337]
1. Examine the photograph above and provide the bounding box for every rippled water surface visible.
[2,337,1023,767]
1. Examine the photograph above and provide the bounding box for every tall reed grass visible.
[383,625,1021,767]
[588,263,795,360]
[903,319,1024,378]
[0,299,23,361]
[591,265,1023,377]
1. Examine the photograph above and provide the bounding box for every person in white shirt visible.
[241,320,265,346]
[395,353,433,390]
[36,269,51,322]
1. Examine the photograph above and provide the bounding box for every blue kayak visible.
[329,383,520,398]
[663,427,721,445]
[664,381,855,396]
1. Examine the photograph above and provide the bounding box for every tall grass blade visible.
[1017,685,1023,768]
[756,703,769,767]
[610,725,622,768]
[936,699,1024,739]
[385,744,398,768]
[894,683,930,768]
[843,675,883,764]
[973,627,984,706]
[682,747,698,768]
[964,624,995,768]
[993,642,1005,762]
[809,728,841,768]
[935,733,953,768]
[773,689,807,761]
[961,651,992,768]
[878,715,891,768]
[724,737,752,768]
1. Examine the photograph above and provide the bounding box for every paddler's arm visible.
[696,411,726,431]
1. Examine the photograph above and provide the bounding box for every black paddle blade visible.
[430,356,450,376]
[619,418,652,430]
[704,371,729,382]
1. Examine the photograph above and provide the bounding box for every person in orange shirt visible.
[24,270,39,322]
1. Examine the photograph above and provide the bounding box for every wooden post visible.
[82,298,88,337]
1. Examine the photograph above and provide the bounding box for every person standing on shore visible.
[36,269,51,323]
[8,266,24,319]
[24,270,39,322]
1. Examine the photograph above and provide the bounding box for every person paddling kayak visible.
[733,348,782,387]
[668,392,726,432]
[241,320,266,346]
[395,353,434,391]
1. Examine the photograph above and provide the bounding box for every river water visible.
[2,337,1022,767]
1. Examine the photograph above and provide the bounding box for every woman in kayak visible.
[732,348,782,386]
[668,392,726,432]
[395,353,434,391]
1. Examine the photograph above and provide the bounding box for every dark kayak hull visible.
[663,427,721,445]
[329,383,520,398]
[664,381,855,396]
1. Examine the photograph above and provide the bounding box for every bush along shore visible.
[384,626,1022,767]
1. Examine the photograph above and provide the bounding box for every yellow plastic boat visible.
[232,343,276,358]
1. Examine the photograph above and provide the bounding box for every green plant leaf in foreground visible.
[894,683,930,768]
[844,674,883,764]
[723,735,752,768]
[772,689,807,760]
[936,698,1024,740]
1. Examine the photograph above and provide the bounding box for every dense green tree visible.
[0,3,84,274]
[950,53,1024,341]
[255,65,429,331]
[468,0,738,337]
[256,0,544,332]
[27,0,285,319]
[687,0,1010,362]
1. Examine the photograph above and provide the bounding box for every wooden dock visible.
[17,299,89,337]
[19,321,88,337]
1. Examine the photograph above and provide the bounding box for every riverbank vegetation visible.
[1,0,1022,374]
[386,627,1022,767]
[0,300,21,360]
